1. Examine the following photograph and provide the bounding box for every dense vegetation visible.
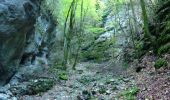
[42,0,170,68]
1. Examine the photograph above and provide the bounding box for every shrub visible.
[154,58,168,69]
[28,78,54,95]
[58,71,68,80]
[116,86,139,100]
[157,43,170,55]
[134,41,145,58]
[157,34,170,46]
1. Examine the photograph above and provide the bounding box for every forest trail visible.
[20,3,138,100]
[21,61,136,100]
[0,0,170,100]
[20,26,134,100]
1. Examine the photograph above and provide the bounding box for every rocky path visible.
[20,61,137,100]
[20,3,139,100]
[0,2,143,100]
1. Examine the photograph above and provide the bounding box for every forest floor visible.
[135,54,170,100]
[20,60,137,100]
[17,3,170,100]
[19,54,170,100]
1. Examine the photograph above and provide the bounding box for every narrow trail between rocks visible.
[21,61,136,100]
[20,3,139,100]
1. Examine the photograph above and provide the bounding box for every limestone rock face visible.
[0,0,40,82]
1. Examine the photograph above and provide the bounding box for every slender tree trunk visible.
[130,0,140,39]
[73,0,84,70]
[127,3,135,48]
[140,0,151,39]
[63,0,78,70]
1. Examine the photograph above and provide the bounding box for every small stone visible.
[82,90,89,95]
[106,90,111,95]
[91,90,97,95]
[99,83,104,86]
[98,96,104,100]
[110,79,115,82]
[112,85,117,90]
[123,78,130,82]
[34,80,38,82]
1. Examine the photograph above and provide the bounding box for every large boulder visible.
[0,0,40,83]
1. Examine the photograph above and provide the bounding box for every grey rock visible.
[0,0,40,84]
[0,0,56,85]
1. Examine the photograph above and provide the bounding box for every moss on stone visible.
[27,78,55,95]
[81,36,115,61]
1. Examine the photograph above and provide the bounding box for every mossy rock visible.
[81,37,115,61]
[27,78,55,95]
[154,58,168,69]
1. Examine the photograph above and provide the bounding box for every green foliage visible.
[43,0,106,69]
[44,0,105,30]
[99,86,107,94]
[142,0,170,56]
[136,41,143,51]
[161,21,170,34]
[134,41,145,58]
[81,36,116,61]
[87,27,105,35]
[28,79,54,95]
[106,0,129,14]
[122,62,130,69]
[48,65,68,80]
[116,86,139,100]
[157,34,170,45]
[154,58,168,69]
[158,43,170,55]
[82,50,102,61]
[58,71,68,80]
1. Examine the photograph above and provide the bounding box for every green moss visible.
[122,62,130,69]
[28,78,55,95]
[86,27,106,40]
[58,71,68,80]
[154,58,168,69]
[82,50,102,61]
[134,41,145,58]
[116,86,139,100]
[87,27,105,34]
[81,36,115,61]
